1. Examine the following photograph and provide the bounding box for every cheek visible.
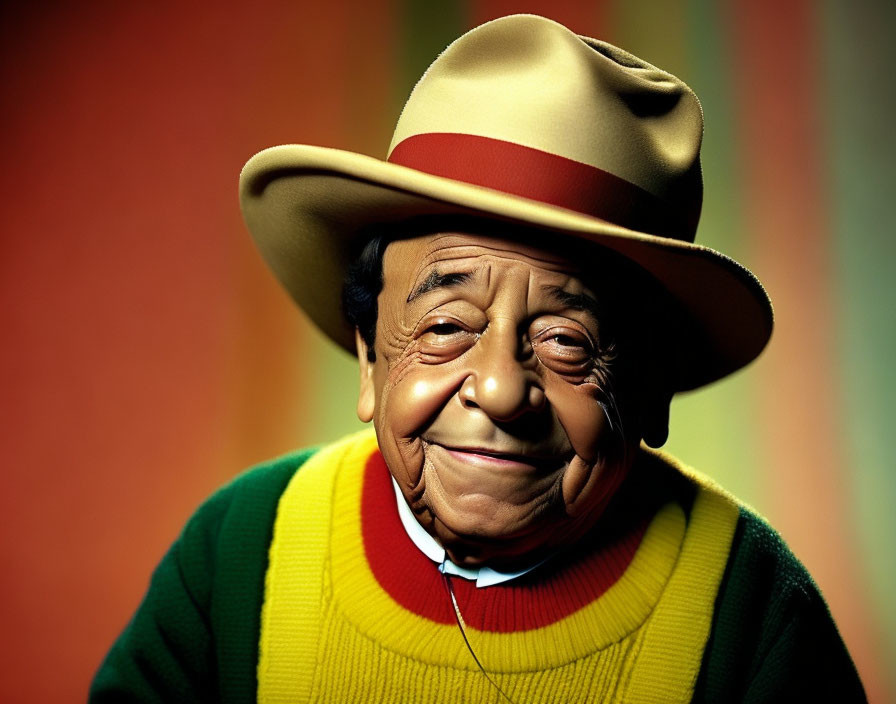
[548,381,607,461]
[379,359,466,437]
[551,380,628,518]
[374,357,468,487]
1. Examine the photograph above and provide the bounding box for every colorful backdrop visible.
[2,1,893,700]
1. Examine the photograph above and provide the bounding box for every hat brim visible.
[240,144,773,391]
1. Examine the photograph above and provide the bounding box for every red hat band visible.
[388,132,700,242]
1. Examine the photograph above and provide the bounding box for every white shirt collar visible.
[391,477,544,588]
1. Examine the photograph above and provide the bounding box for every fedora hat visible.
[239,14,772,391]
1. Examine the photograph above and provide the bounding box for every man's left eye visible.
[540,330,592,352]
[532,327,595,369]
[551,333,586,348]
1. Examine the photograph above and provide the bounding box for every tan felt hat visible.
[239,14,773,391]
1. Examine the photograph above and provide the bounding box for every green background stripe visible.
[395,0,468,109]
[821,0,896,692]
[613,0,759,506]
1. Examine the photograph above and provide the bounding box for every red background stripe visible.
[1,0,890,699]
[725,1,883,695]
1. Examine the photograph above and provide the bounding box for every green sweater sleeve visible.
[693,507,866,702]
[89,448,315,704]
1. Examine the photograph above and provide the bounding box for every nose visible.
[458,324,545,422]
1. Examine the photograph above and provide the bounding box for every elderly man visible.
[91,14,864,703]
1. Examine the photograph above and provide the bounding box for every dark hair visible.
[341,232,389,362]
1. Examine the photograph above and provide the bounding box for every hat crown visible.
[388,14,704,240]
[239,14,773,389]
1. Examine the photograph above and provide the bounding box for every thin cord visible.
[441,572,517,704]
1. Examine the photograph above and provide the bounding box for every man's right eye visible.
[417,320,476,359]
[425,322,463,336]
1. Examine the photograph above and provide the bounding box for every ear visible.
[355,329,376,423]
[641,389,672,448]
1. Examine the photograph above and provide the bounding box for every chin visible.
[429,495,559,559]
[438,527,550,570]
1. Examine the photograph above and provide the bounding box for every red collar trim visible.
[361,450,649,632]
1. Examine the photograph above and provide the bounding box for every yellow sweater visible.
[258,430,739,703]
[90,429,865,702]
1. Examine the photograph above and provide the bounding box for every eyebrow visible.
[407,270,475,302]
[542,285,602,321]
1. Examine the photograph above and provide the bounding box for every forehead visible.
[382,231,588,289]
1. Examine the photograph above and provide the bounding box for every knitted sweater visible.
[90,430,865,703]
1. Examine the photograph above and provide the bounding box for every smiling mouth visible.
[428,443,565,470]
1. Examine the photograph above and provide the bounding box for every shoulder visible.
[180,430,379,583]
[723,505,819,609]
[182,447,318,542]
[644,451,867,701]
[637,448,865,701]
[175,445,320,600]
[709,502,828,660]
[188,446,320,529]
[89,445,324,703]
[637,447,822,592]
[698,505,864,700]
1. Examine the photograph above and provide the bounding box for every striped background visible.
[1,1,893,700]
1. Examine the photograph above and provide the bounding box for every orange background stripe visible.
[0,1,891,700]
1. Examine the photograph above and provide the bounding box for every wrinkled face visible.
[356,232,638,569]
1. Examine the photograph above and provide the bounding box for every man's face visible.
[356,231,636,568]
